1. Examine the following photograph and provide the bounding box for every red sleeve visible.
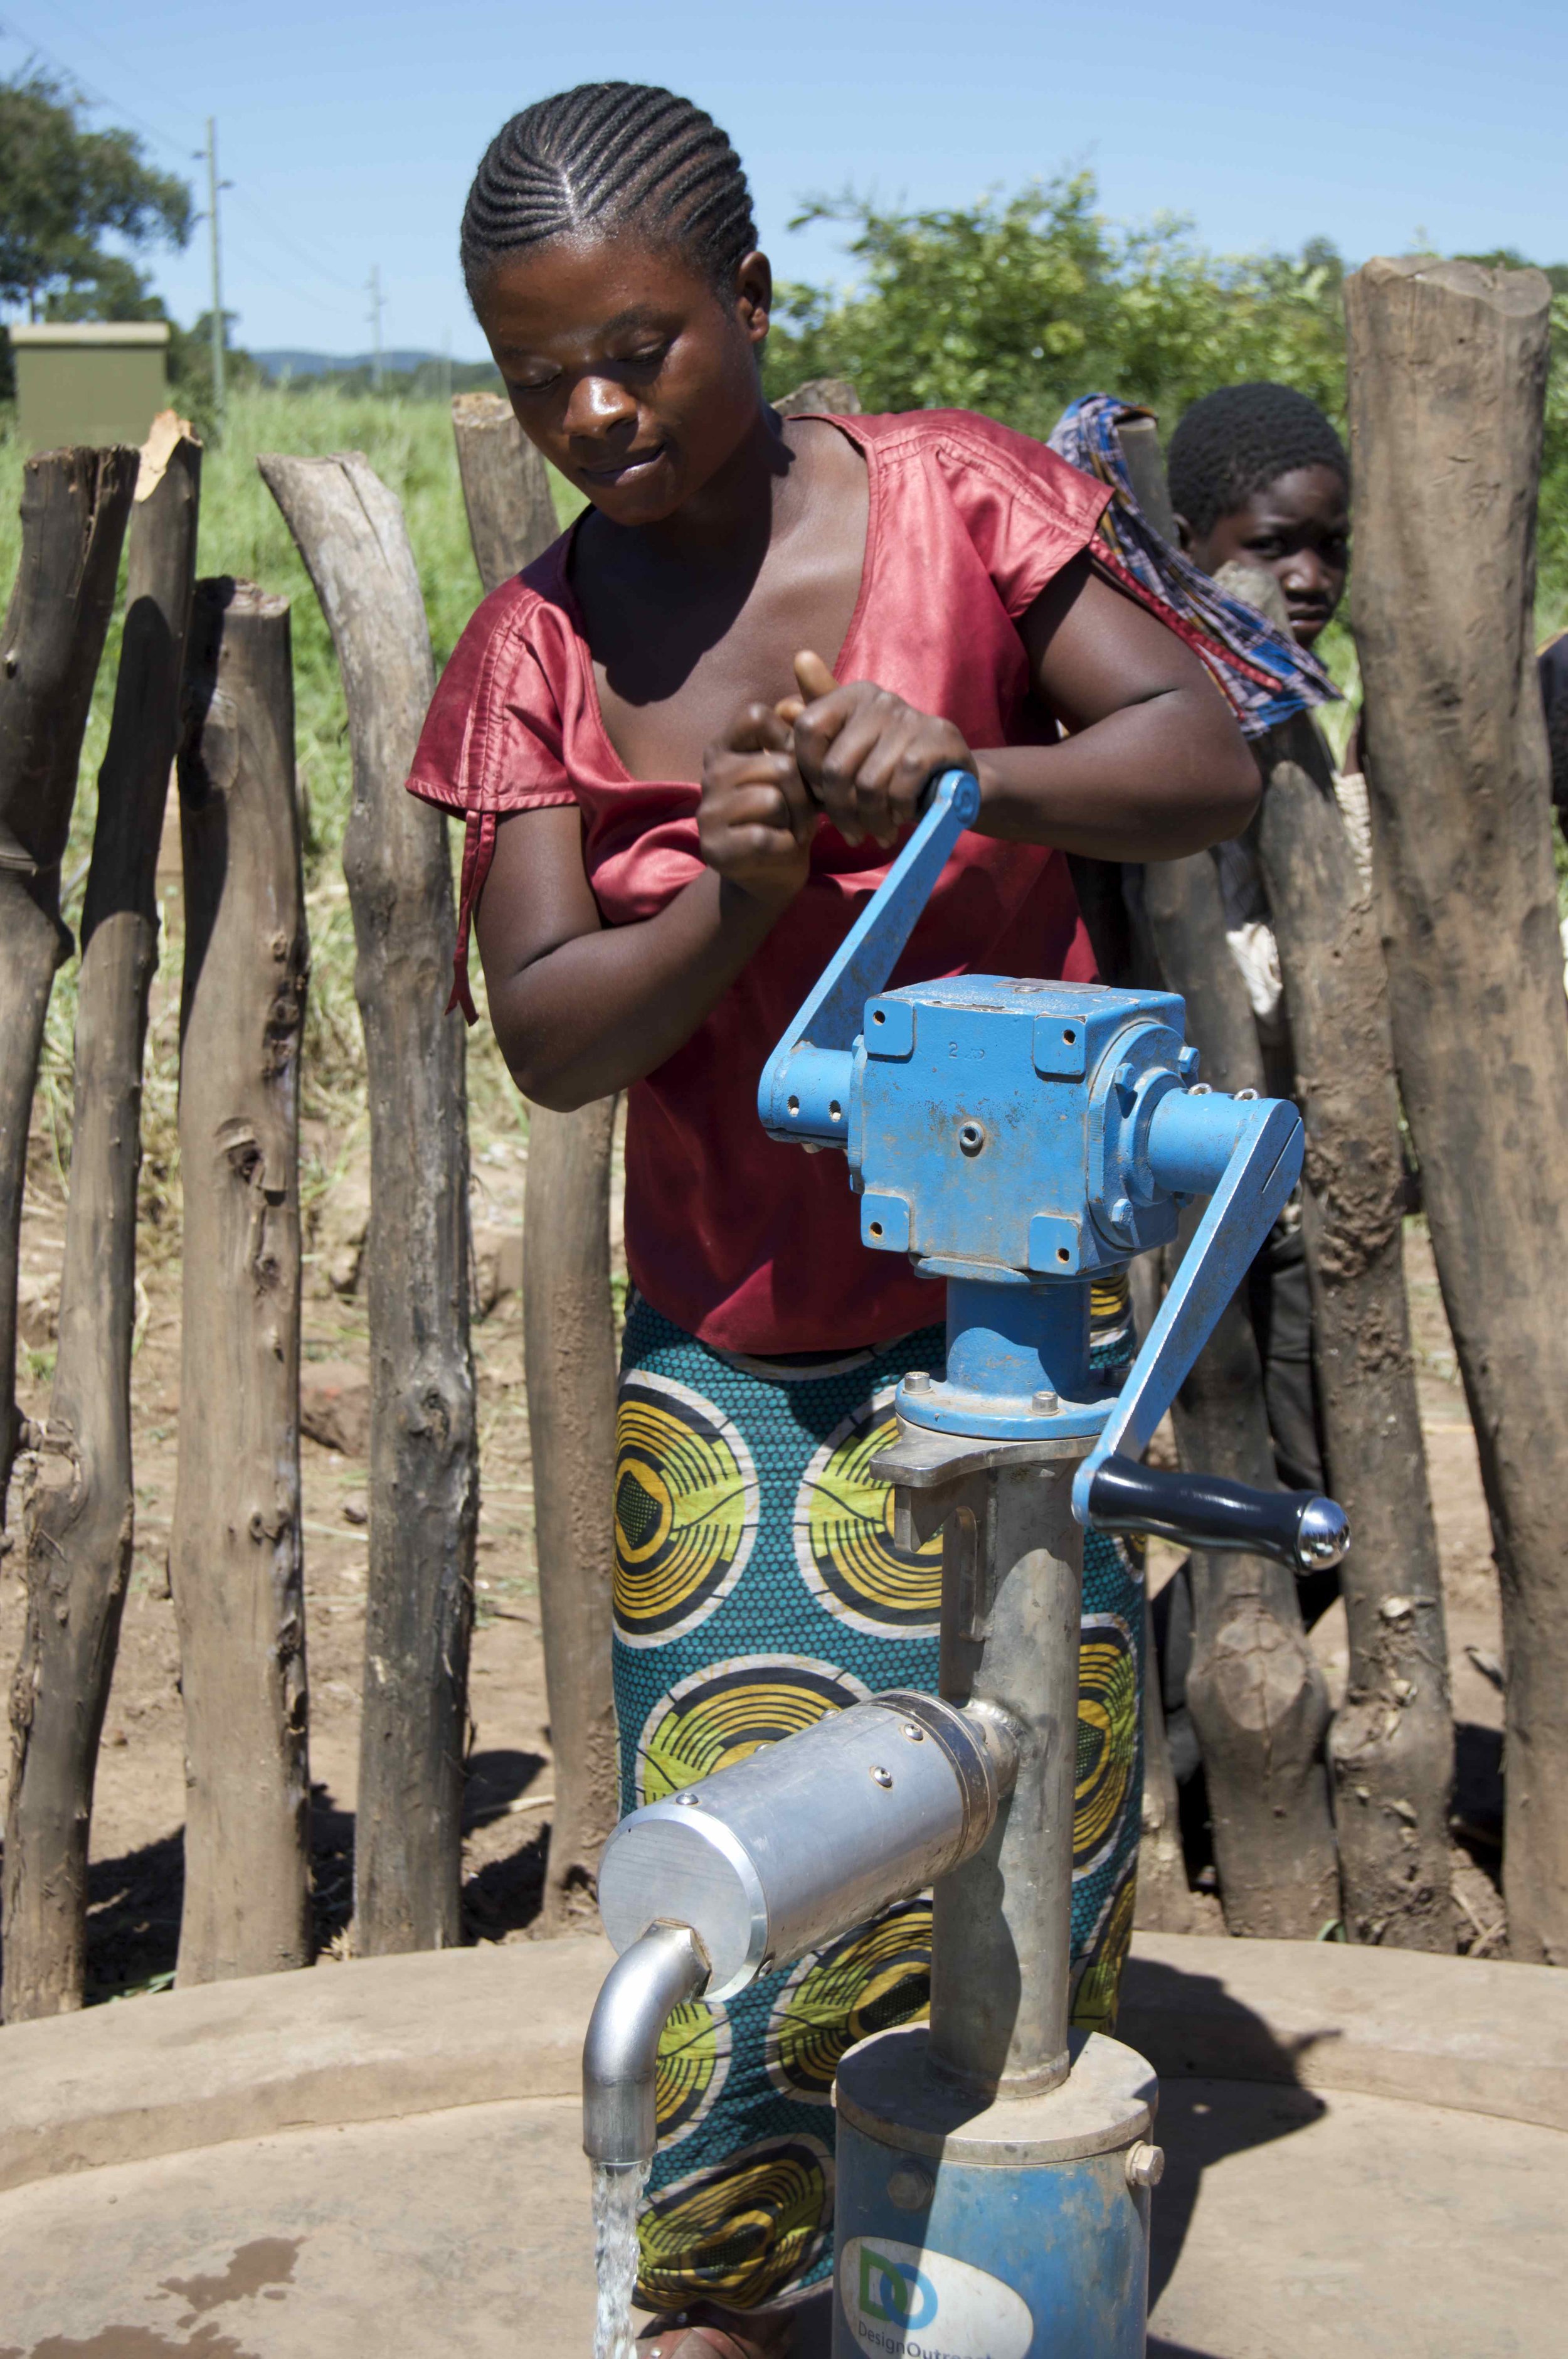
[923,412,1113,619]
[405,570,579,1023]
[406,573,578,819]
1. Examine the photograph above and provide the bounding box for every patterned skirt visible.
[611,1283,1145,2315]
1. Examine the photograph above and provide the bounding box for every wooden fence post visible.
[1226,567,1454,1951]
[449,393,620,1930]
[1346,255,1568,1965]
[1143,850,1340,1937]
[452,390,559,601]
[171,577,311,1984]
[0,446,137,1513]
[259,451,479,1955]
[3,425,201,2020]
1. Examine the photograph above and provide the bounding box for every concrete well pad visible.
[0,1931,1562,2356]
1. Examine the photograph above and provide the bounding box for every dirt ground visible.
[0,1131,1505,2003]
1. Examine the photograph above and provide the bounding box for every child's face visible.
[475,236,771,527]
[1181,464,1350,647]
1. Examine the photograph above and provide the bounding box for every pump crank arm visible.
[1084,1454,1349,1575]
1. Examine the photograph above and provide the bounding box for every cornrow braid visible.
[1167,383,1348,538]
[461,83,757,304]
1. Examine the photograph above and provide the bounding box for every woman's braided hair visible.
[461,83,757,305]
[1167,383,1348,537]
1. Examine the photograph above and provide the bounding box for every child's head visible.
[1167,383,1350,647]
[461,83,770,526]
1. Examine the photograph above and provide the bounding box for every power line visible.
[0,12,367,317]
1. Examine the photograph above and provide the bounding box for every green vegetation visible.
[2,168,1565,1210]
[763,175,1568,632]
[765,176,1345,442]
[0,385,576,1231]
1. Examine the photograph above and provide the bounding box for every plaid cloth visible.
[1048,392,1340,739]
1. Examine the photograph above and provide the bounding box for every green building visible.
[10,321,171,452]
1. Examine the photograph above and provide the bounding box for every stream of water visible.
[592,2158,652,2359]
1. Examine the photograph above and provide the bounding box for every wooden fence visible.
[0,252,1564,2022]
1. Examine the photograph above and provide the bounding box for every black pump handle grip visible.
[1086,1455,1350,1575]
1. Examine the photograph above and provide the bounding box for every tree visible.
[763,173,1347,438]
[0,69,191,323]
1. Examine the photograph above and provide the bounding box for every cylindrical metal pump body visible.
[923,1450,1086,2094]
[597,1693,1001,2001]
[833,2026,1157,2359]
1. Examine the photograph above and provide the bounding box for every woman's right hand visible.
[699,702,815,909]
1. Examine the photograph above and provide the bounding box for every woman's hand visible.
[699,701,815,908]
[780,651,973,849]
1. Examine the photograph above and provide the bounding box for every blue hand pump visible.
[584,769,1349,2359]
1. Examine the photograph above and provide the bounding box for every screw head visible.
[674,1791,701,1807]
[1031,1387,1060,1415]
[870,1764,894,1788]
[903,1370,933,1395]
[957,1119,987,1156]
[1110,1196,1134,1231]
[1125,2141,1165,2190]
[901,1721,926,1742]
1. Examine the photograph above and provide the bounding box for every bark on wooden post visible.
[452,392,559,600]
[1346,255,1568,1964]
[0,445,137,1512]
[1256,712,1454,1951]
[1142,851,1340,1938]
[259,450,478,1955]
[171,577,311,1984]
[4,425,201,2021]
[449,394,621,1929]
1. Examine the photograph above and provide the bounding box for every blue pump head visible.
[758,771,1349,1577]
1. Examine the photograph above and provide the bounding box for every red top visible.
[408,409,1111,1353]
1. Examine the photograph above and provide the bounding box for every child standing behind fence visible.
[406,82,1257,2359]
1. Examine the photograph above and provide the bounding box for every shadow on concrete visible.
[1117,1953,1330,2313]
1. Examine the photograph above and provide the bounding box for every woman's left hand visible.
[778,651,974,849]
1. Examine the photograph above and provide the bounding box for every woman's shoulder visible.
[848,406,1104,512]
[406,530,581,815]
[845,409,1110,616]
[449,529,578,674]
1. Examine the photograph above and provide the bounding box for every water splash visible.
[592,2158,651,2359]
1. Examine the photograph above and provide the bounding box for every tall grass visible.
[0,386,582,1243]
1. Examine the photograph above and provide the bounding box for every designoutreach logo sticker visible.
[839,2237,1034,2359]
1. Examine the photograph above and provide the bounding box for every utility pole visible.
[204,119,226,431]
[368,265,384,392]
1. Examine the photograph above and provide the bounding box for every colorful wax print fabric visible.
[612,1284,1147,2314]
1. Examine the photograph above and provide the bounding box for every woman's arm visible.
[785,554,1258,858]
[474,701,812,1109]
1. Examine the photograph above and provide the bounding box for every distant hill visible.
[253,348,501,390]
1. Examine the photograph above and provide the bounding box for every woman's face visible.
[474,236,771,527]
[1182,462,1350,647]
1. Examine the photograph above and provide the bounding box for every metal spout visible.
[583,1922,709,2166]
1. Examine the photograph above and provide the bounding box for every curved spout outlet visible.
[583,1921,709,2167]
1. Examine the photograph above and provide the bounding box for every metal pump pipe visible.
[921,1453,1086,2098]
[583,1922,709,2167]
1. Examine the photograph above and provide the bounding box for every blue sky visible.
[4,0,1564,357]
